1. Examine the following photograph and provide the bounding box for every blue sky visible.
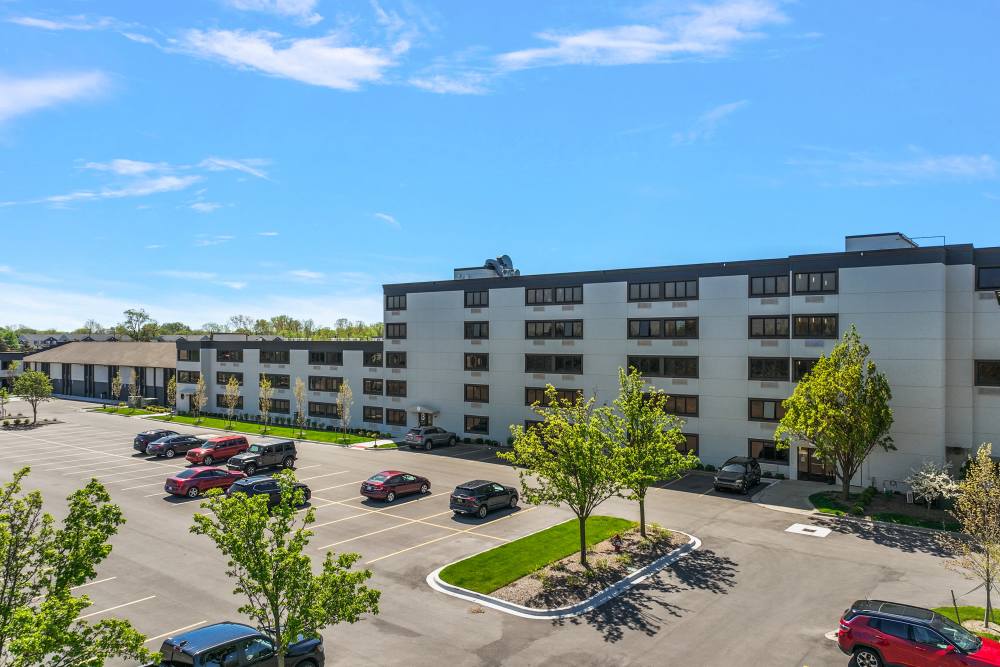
[1,0,998,329]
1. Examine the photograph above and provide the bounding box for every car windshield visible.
[721,464,745,474]
[933,615,981,652]
[175,470,197,479]
[249,445,261,453]
[455,486,481,495]
[368,474,388,482]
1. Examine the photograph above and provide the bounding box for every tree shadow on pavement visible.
[812,516,956,557]
[554,548,739,643]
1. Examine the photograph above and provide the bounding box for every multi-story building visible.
[381,233,1000,487]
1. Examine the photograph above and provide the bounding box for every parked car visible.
[153,621,324,667]
[133,429,178,453]
[226,475,312,507]
[360,470,430,502]
[164,467,245,498]
[450,480,518,519]
[226,440,297,476]
[713,456,762,494]
[837,599,1000,666]
[185,435,249,466]
[404,426,457,451]
[146,434,205,459]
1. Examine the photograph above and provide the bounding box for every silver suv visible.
[405,426,457,451]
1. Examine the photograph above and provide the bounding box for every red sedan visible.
[164,467,245,498]
[360,470,430,503]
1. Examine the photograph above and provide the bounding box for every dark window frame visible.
[465,290,489,308]
[216,349,243,362]
[308,401,340,418]
[269,398,291,414]
[524,386,579,406]
[975,360,1000,387]
[525,319,584,339]
[464,321,490,340]
[386,408,407,426]
[793,358,820,381]
[385,351,407,369]
[664,394,699,417]
[679,433,699,455]
[464,384,490,403]
[748,357,790,381]
[385,323,407,339]
[363,406,384,423]
[385,294,407,311]
[626,355,698,379]
[309,350,343,365]
[464,353,489,371]
[748,397,787,422]
[524,354,584,375]
[260,373,290,390]
[177,348,200,362]
[385,380,407,397]
[792,270,838,294]
[363,351,383,367]
[259,350,290,364]
[308,376,342,392]
[177,370,200,384]
[627,318,699,339]
[792,314,839,339]
[464,414,489,434]
[216,394,244,409]
[748,316,790,339]
[362,378,383,395]
[216,371,244,386]
[749,274,790,297]
[524,285,584,305]
[749,438,789,464]
[627,279,698,302]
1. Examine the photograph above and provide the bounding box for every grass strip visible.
[150,414,372,445]
[89,406,166,417]
[439,516,637,595]
[932,607,1000,641]
[871,512,961,532]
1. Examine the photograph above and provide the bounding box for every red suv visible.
[185,435,249,465]
[838,599,1000,666]
[164,467,245,498]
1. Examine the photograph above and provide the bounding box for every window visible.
[793,271,837,294]
[464,353,489,371]
[793,358,819,381]
[216,394,244,409]
[464,321,489,339]
[177,370,200,384]
[664,394,699,417]
[627,280,698,301]
[749,357,790,381]
[749,438,788,464]
[216,371,243,385]
[309,350,343,365]
[177,348,200,361]
[259,350,289,364]
[386,408,407,426]
[749,398,786,422]
[363,378,383,395]
[626,356,698,378]
[242,637,275,664]
[749,316,790,339]
[749,275,790,297]
[525,386,579,406]
[872,619,910,641]
[678,433,699,455]
[363,406,383,423]
[911,625,949,649]
[308,376,342,392]
[216,349,243,362]
[977,267,1000,290]
[525,320,583,339]
[465,290,489,307]
[364,351,382,367]
[386,351,407,368]
[525,285,583,305]
[385,294,407,310]
[269,398,290,414]
[628,318,698,339]
[385,323,407,339]
[975,361,1000,387]
[628,282,661,301]
[464,384,489,402]
[260,373,290,389]
[308,401,339,418]
[792,314,838,338]
[464,415,489,434]
[386,380,407,397]
[664,279,698,300]
[524,354,583,374]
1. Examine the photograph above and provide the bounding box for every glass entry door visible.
[797,447,835,483]
[418,412,433,427]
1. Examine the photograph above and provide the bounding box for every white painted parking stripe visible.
[297,470,350,482]
[316,510,455,549]
[59,461,150,474]
[122,481,172,491]
[294,464,321,471]
[143,491,166,498]
[72,576,117,590]
[310,480,366,493]
[145,621,208,643]
[79,595,156,619]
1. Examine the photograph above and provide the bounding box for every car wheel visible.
[509,495,518,509]
[186,487,200,498]
[244,464,256,476]
[386,491,396,503]
[424,440,433,451]
[203,455,214,466]
[448,436,456,446]
[282,456,294,468]
[420,484,429,494]
[298,660,317,667]
[478,504,488,519]
[164,449,175,459]
[853,647,882,667]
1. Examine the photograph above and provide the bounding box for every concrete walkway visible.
[752,478,838,515]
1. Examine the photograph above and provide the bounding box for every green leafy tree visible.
[166,375,177,413]
[0,467,152,666]
[12,370,52,425]
[191,470,380,667]
[336,378,353,443]
[259,375,273,434]
[293,377,306,438]
[609,368,699,537]
[0,388,8,419]
[110,371,123,404]
[500,386,623,566]
[127,370,141,408]
[223,375,241,428]
[192,375,207,424]
[158,322,192,335]
[117,308,158,342]
[0,327,20,351]
[775,325,894,500]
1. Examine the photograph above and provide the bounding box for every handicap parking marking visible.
[785,523,831,538]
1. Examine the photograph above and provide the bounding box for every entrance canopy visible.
[406,405,439,415]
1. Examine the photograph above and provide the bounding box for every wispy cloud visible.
[157,270,217,280]
[789,147,998,186]
[673,99,748,144]
[7,15,116,31]
[223,0,322,26]
[0,71,109,124]
[41,175,202,206]
[288,269,324,281]
[84,158,166,175]
[190,201,223,213]
[144,244,164,249]
[194,234,235,247]
[409,71,489,95]
[373,212,400,229]
[220,281,248,290]
[200,157,270,179]
[258,231,280,236]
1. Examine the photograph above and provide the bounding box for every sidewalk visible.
[751,479,838,515]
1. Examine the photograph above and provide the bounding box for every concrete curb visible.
[135,414,391,449]
[426,530,701,620]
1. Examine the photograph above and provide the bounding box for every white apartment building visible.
[381,234,1000,487]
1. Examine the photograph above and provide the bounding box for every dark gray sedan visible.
[146,434,205,459]
[404,426,457,451]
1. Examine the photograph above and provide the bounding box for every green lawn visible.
[871,512,961,532]
[439,516,637,594]
[89,406,168,417]
[809,492,961,532]
[809,492,854,516]
[933,606,1000,640]
[150,414,372,445]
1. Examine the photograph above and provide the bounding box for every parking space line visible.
[59,460,150,474]
[71,576,118,591]
[79,595,156,619]
[143,491,167,498]
[297,470,350,482]
[316,510,456,549]
[294,464,321,471]
[145,621,208,643]
[310,503,510,542]
[311,480,366,493]
[123,481,171,491]
[92,470,178,483]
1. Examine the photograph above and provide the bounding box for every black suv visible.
[450,480,518,519]
[713,456,762,494]
[154,621,323,667]
[134,429,178,453]
[145,434,205,459]
[227,440,297,476]
[226,476,312,507]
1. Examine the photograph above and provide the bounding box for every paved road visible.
[0,399,980,667]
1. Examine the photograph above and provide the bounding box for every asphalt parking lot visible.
[0,399,983,667]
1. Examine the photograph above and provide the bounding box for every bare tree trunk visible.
[841,470,852,501]
[30,400,37,424]
[579,515,588,567]
[987,554,993,629]
[639,493,647,538]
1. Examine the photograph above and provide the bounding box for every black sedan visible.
[133,429,178,453]
[226,475,312,507]
[450,480,518,519]
[145,434,205,459]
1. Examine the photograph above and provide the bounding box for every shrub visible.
[762,471,773,478]
[475,437,484,445]
[704,464,716,472]
[850,504,866,516]
[463,437,472,444]
[774,473,786,480]
[2,420,8,427]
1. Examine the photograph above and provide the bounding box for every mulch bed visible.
[490,526,681,608]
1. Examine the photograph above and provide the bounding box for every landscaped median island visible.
[809,488,961,532]
[149,413,375,445]
[432,516,698,617]
[933,607,1000,641]
[87,404,169,417]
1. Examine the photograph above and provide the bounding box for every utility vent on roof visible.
[845,233,918,252]
[454,255,520,280]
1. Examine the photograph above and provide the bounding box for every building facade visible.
[381,234,1000,488]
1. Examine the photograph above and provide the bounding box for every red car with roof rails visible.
[185,435,249,466]
[164,467,245,498]
[838,599,1000,666]
[360,470,430,503]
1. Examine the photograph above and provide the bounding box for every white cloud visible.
[0,71,108,124]
[497,0,786,70]
[7,15,115,31]
[789,148,999,186]
[673,99,748,144]
[220,281,248,290]
[43,175,202,205]
[223,0,322,26]
[190,201,223,213]
[177,29,395,91]
[373,212,400,229]
[144,244,164,249]
[84,158,165,175]
[200,157,270,179]
[194,235,235,247]
[409,72,489,95]
[156,270,218,280]
[122,32,158,46]
[258,231,280,236]
[0,265,11,273]
[288,269,324,281]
